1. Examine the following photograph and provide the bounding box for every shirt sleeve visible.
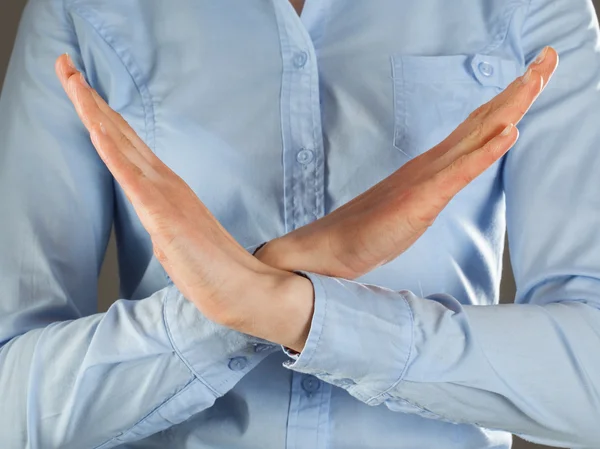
[282,1,600,447]
[0,2,277,448]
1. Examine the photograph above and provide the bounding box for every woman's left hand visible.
[55,54,314,352]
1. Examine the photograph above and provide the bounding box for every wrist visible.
[277,271,315,352]
[254,237,294,270]
[252,269,314,352]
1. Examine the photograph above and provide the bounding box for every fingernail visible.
[79,72,89,88]
[501,123,514,136]
[521,67,532,84]
[65,52,76,69]
[533,47,548,65]
[99,122,107,135]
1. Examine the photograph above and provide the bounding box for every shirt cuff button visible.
[228,356,248,371]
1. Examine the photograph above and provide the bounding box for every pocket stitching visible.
[391,54,520,156]
[391,56,410,157]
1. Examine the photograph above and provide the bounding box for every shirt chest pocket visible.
[392,53,522,159]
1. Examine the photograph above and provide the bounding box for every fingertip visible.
[547,46,559,65]
[55,53,83,98]
[54,54,63,76]
[57,53,77,76]
[511,124,520,143]
[55,54,69,84]
[499,122,519,145]
[500,123,514,137]
[541,46,559,89]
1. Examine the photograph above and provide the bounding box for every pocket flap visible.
[393,53,522,89]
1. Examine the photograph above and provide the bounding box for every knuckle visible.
[502,100,528,118]
[431,172,455,202]
[466,121,485,141]
[405,213,424,234]
[483,139,499,154]
[514,103,530,118]
[401,191,436,233]
[113,111,125,123]
[482,141,503,164]
[449,156,475,185]
[468,102,491,121]
[118,133,131,147]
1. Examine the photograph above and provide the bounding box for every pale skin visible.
[54,46,558,353]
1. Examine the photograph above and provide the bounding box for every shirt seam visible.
[161,289,222,398]
[519,0,536,63]
[480,0,529,54]
[92,377,198,449]
[65,1,157,153]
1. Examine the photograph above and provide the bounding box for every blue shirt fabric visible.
[1,0,600,448]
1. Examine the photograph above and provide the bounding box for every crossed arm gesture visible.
[54,47,558,352]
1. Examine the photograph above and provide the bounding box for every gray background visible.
[2,2,598,448]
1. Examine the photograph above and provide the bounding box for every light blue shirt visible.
[1,0,600,448]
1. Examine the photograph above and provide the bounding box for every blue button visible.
[296,148,314,165]
[336,378,356,388]
[478,61,494,77]
[228,357,248,371]
[253,343,271,353]
[293,51,308,68]
[301,376,321,394]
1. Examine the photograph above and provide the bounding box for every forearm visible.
[284,272,600,448]
[0,285,276,449]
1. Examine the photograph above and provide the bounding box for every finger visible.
[56,54,163,170]
[89,122,171,228]
[429,47,557,164]
[433,123,519,204]
[88,88,161,168]
[75,76,156,175]
[55,55,156,206]
[462,46,557,136]
[55,53,85,95]
[60,67,170,214]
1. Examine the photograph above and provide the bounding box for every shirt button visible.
[296,148,315,165]
[301,375,321,394]
[478,61,494,77]
[253,343,271,353]
[293,51,308,69]
[228,357,248,371]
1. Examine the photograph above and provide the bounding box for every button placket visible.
[271,4,330,447]
[284,37,324,232]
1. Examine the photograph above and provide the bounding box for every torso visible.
[68,2,529,447]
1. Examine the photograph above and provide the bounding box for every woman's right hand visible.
[257,47,559,280]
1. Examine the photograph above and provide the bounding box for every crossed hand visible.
[55,47,558,351]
